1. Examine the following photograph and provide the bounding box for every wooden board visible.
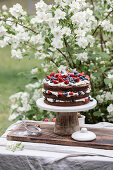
[7,122,113,150]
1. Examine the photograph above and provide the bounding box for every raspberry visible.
[85,75,90,81]
[58,77,64,82]
[85,98,88,102]
[50,72,55,76]
[76,77,79,82]
[52,79,59,84]
[46,75,51,80]
[63,75,68,78]
[58,92,63,96]
[64,79,69,84]
[48,90,52,94]
[54,73,61,77]
[69,92,73,95]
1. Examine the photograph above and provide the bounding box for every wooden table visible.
[0,121,113,170]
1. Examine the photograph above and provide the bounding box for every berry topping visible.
[85,75,90,81]
[76,77,79,82]
[69,92,74,95]
[54,73,61,77]
[63,74,68,78]
[53,98,56,102]
[79,72,84,76]
[50,72,55,76]
[52,79,59,84]
[50,79,53,83]
[78,91,81,95]
[45,77,49,81]
[74,78,77,82]
[85,98,88,102]
[46,75,51,80]
[48,90,52,94]
[64,79,69,84]
[64,92,68,96]
[68,73,74,77]
[58,92,63,96]
[58,77,64,82]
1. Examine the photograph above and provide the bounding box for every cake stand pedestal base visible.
[54,112,80,135]
[36,98,97,136]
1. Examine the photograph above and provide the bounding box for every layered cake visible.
[43,70,92,106]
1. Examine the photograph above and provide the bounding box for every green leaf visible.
[93,71,102,77]
[66,46,73,53]
[45,37,51,44]
[104,78,111,85]
[93,111,101,117]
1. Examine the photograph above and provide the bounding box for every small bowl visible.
[78,115,85,126]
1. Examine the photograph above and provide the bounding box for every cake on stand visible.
[36,98,97,137]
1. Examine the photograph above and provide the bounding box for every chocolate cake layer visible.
[43,93,89,101]
[44,99,90,107]
[44,83,89,92]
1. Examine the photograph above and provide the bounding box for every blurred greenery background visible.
[0,0,46,135]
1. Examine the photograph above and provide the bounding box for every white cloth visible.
[0,121,113,170]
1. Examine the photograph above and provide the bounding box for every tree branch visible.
[92,9,113,36]
[91,0,95,11]
[0,18,37,34]
[100,27,104,52]
[63,37,76,68]
[57,48,72,68]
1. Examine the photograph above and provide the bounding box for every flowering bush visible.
[0,0,113,123]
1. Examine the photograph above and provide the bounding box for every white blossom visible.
[25,82,40,90]
[55,9,66,20]
[0,26,7,37]
[9,4,26,19]
[30,68,38,75]
[11,49,23,59]
[9,112,20,121]
[62,27,71,36]
[76,37,88,48]
[35,0,49,13]
[51,38,63,49]
[58,65,67,73]
[2,5,7,11]
[51,26,63,38]
[76,52,88,61]
[107,104,113,113]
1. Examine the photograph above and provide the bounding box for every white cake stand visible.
[36,98,97,135]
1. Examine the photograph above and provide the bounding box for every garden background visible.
[0,0,43,135]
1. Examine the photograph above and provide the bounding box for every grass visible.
[0,46,38,135]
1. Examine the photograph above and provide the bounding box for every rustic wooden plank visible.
[7,122,113,150]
